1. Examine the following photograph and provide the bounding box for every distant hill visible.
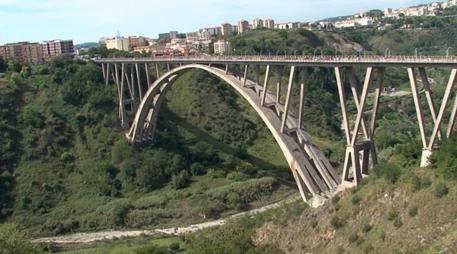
[75,42,99,49]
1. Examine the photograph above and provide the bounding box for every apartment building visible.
[41,40,75,60]
[264,19,275,29]
[238,20,250,34]
[104,37,129,51]
[214,40,231,55]
[221,23,233,36]
[0,41,43,65]
[128,36,149,50]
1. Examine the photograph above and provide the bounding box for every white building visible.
[214,40,231,55]
[199,27,221,37]
[274,22,302,30]
[105,37,129,51]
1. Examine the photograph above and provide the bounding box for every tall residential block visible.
[265,19,275,29]
[238,20,250,34]
[0,41,43,65]
[41,39,75,60]
[128,36,149,50]
[253,18,264,29]
[221,23,233,36]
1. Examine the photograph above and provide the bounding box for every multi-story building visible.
[128,36,149,50]
[264,19,275,29]
[238,20,250,34]
[104,37,129,51]
[0,41,43,65]
[221,23,233,36]
[41,39,75,59]
[186,31,211,43]
[253,18,264,29]
[214,40,231,55]
[275,22,302,30]
[199,27,221,37]
[158,31,180,40]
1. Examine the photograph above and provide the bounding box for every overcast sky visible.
[0,0,434,44]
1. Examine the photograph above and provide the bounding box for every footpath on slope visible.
[32,195,301,245]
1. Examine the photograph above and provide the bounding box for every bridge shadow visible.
[154,108,297,187]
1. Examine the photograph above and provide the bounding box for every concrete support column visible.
[105,63,111,86]
[155,64,160,78]
[243,65,249,87]
[135,64,143,100]
[145,64,151,88]
[281,66,296,133]
[261,65,271,106]
[101,63,106,81]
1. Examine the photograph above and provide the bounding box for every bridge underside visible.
[99,58,457,207]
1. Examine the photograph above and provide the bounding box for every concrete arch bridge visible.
[95,55,457,206]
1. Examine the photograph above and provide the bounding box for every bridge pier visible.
[408,67,457,167]
[335,66,384,185]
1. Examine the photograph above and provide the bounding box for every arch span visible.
[126,64,338,205]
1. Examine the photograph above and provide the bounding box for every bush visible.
[393,216,403,228]
[362,223,372,233]
[190,162,206,176]
[226,171,249,182]
[348,233,359,243]
[409,175,431,191]
[387,209,399,221]
[171,170,191,190]
[0,223,37,254]
[169,242,180,251]
[330,215,344,229]
[408,206,418,217]
[374,162,401,183]
[434,182,449,198]
[351,195,361,205]
[430,137,457,179]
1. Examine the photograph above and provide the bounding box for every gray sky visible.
[0,0,434,44]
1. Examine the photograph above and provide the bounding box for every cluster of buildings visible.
[332,0,457,29]
[0,39,74,65]
[384,0,457,18]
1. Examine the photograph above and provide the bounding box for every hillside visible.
[1,22,457,253]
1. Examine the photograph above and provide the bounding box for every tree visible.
[0,223,37,254]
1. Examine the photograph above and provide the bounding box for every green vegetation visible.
[2,17,457,253]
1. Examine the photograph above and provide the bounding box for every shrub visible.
[348,233,359,243]
[169,242,180,251]
[331,195,340,205]
[190,162,206,176]
[0,223,37,254]
[408,206,418,217]
[434,182,449,198]
[330,215,344,229]
[393,216,403,228]
[171,170,191,190]
[351,195,361,205]
[362,223,372,233]
[374,162,401,183]
[226,171,249,182]
[387,209,399,221]
[409,175,431,191]
[430,137,457,179]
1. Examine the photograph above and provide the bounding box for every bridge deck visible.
[95,55,457,68]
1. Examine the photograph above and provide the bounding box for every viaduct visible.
[95,55,457,206]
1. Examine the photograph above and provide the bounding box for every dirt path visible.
[32,195,301,244]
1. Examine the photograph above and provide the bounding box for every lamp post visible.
[384,48,391,58]
[415,48,419,57]
[447,47,453,58]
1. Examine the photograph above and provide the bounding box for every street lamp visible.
[446,47,453,58]
[415,48,419,57]
[384,48,391,58]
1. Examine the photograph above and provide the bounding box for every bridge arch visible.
[126,64,339,206]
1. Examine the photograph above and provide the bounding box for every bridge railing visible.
[97,54,457,64]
